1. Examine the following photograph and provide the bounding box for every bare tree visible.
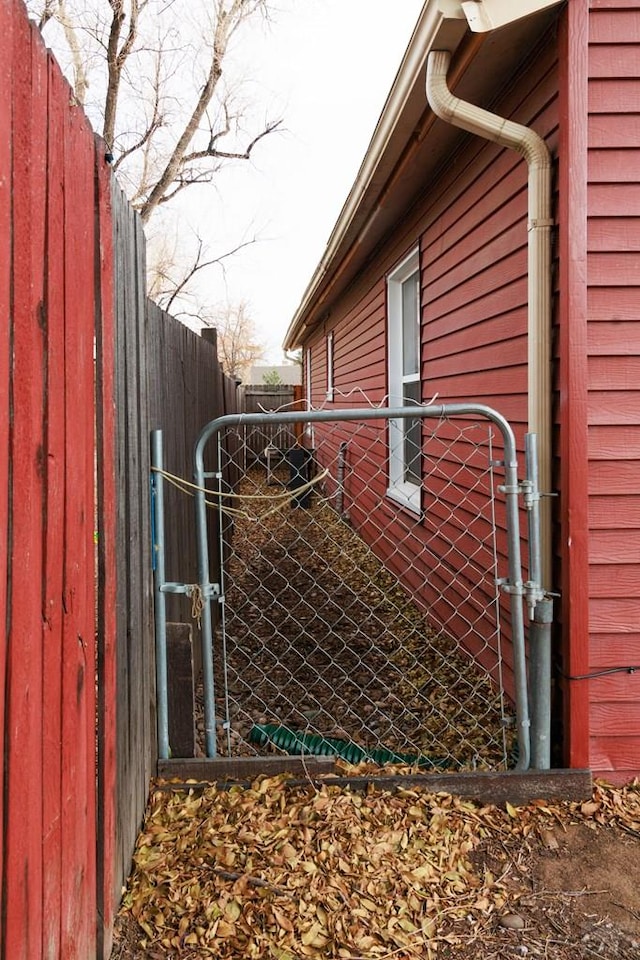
[147,233,257,314]
[203,301,266,381]
[28,0,282,224]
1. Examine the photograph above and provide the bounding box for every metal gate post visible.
[151,429,170,760]
[193,458,218,757]
[525,433,553,770]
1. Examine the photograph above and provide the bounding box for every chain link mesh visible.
[205,413,518,770]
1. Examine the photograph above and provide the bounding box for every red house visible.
[283,0,640,781]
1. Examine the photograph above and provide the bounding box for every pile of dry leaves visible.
[112,775,640,959]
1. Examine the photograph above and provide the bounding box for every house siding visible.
[306,40,559,706]
[586,0,640,775]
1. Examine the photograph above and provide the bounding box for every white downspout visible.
[427,50,554,770]
[426,49,553,591]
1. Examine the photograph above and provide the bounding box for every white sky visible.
[179,1,426,361]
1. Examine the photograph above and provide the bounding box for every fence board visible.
[95,145,118,960]
[112,184,131,907]
[4,15,45,957]
[112,181,154,922]
[135,213,155,815]
[41,54,66,960]
[0,1,12,946]
[60,95,97,960]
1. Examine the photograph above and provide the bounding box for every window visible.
[387,248,422,512]
[326,332,334,401]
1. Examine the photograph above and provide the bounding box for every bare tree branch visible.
[113,49,163,171]
[162,236,257,312]
[138,0,274,222]
[57,0,89,105]
[30,0,282,310]
[113,115,162,171]
[137,3,230,222]
[104,0,134,148]
[182,118,282,165]
[38,0,56,31]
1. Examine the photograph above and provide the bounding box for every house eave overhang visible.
[283,0,563,351]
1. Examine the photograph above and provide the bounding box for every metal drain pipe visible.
[426,51,554,768]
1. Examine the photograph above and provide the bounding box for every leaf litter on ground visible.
[114,774,640,959]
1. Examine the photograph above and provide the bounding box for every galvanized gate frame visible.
[151,403,549,772]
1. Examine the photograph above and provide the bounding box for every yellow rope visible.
[152,465,311,501]
[153,464,330,523]
[185,584,204,627]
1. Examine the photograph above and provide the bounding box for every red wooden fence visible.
[0,3,241,956]
[0,3,106,957]
[0,0,113,955]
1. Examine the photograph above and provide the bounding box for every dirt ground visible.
[111,777,640,960]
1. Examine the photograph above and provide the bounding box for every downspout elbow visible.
[426,50,550,171]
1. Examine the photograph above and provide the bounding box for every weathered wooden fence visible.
[239,384,304,462]
[100,182,156,960]
[148,315,238,622]
[0,1,240,957]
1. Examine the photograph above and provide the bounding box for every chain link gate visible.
[152,404,545,774]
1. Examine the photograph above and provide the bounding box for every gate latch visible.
[495,577,524,598]
[160,581,220,599]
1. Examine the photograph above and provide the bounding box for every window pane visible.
[403,380,421,486]
[402,271,419,377]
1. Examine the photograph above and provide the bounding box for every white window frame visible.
[387,247,422,514]
[304,345,314,442]
[326,332,334,401]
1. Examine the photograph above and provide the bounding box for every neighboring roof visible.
[283,0,564,350]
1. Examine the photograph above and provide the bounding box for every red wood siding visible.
[305,44,559,709]
[586,0,640,776]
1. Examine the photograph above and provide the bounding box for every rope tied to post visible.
[185,583,204,628]
[150,465,329,523]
